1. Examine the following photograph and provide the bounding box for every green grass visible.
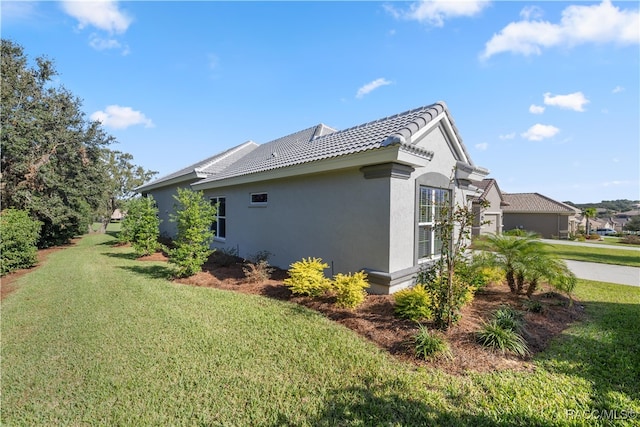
[543,243,640,267]
[2,229,639,425]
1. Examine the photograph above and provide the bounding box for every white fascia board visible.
[191,146,431,191]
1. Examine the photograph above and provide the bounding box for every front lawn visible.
[2,230,639,425]
[543,243,640,267]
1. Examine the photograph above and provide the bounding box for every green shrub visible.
[120,196,160,257]
[476,319,530,356]
[394,284,433,322]
[283,257,331,296]
[522,299,544,313]
[168,188,217,278]
[492,306,524,332]
[413,324,452,360]
[332,271,369,309]
[0,209,42,275]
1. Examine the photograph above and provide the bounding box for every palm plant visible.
[474,233,542,294]
[583,207,597,235]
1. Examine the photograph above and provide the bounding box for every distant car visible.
[596,228,617,236]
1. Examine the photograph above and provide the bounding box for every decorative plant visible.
[413,324,452,360]
[332,271,369,309]
[393,284,433,322]
[120,196,160,257]
[283,257,331,296]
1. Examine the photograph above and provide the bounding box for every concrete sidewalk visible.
[565,260,640,287]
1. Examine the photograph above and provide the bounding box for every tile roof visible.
[198,102,458,183]
[471,178,509,205]
[137,141,258,190]
[502,193,577,214]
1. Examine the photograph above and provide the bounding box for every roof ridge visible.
[194,140,257,173]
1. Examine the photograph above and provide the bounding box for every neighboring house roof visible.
[502,193,576,214]
[471,178,509,206]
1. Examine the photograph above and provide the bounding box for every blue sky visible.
[2,0,639,204]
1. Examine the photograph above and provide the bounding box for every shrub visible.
[332,271,369,309]
[0,209,42,275]
[243,260,274,284]
[620,235,640,245]
[394,284,433,322]
[212,247,241,267]
[413,324,452,360]
[476,320,529,356]
[492,306,524,332]
[120,196,160,257]
[283,257,331,296]
[168,188,217,278]
[522,299,544,313]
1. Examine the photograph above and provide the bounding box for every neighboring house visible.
[137,102,488,294]
[502,193,578,239]
[470,178,508,236]
[110,209,125,221]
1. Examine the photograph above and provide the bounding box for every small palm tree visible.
[475,233,542,294]
[518,250,575,298]
[583,207,597,235]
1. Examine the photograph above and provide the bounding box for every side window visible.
[417,186,449,259]
[211,196,226,240]
[250,192,268,206]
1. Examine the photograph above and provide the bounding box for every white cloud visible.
[386,0,490,27]
[499,132,516,140]
[529,104,545,114]
[356,78,392,98]
[475,142,489,151]
[88,34,130,54]
[520,6,543,21]
[91,105,154,130]
[1,2,37,21]
[543,92,590,112]
[612,85,625,93]
[61,0,132,34]
[521,124,560,141]
[481,0,639,59]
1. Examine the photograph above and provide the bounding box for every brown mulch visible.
[169,252,584,375]
[2,246,584,375]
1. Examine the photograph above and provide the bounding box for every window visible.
[211,197,226,240]
[418,187,449,259]
[250,192,268,205]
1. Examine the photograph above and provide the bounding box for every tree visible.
[474,233,542,294]
[624,216,640,232]
[168,188,217,277]
[416,200,486,329]
[1,39,111,247]
[120,196,161,257]
[583,208,597,235]
[99,150,157,233]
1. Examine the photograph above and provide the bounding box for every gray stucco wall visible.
[503,213,571,238]
[202,168,392,279]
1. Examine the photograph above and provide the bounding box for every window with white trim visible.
[418,187,449,259]
[211,196,226,240]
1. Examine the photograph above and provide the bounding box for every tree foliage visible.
[0,208,41,275]
[1,39,155,247]
[1,39,111,247]
[100,150,157,232]
[120,196,161,257]
[168,188,217,278]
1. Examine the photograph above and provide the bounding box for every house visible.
[502,193,580,239]
[470,178,508,236]
[137,102,488,294]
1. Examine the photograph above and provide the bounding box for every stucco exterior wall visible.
[503,213,571,238]
[144,184,193,238]
[202,168,392,279]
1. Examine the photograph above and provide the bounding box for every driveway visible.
[564,260,640,287]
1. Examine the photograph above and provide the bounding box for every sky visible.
[2,0,639,204]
